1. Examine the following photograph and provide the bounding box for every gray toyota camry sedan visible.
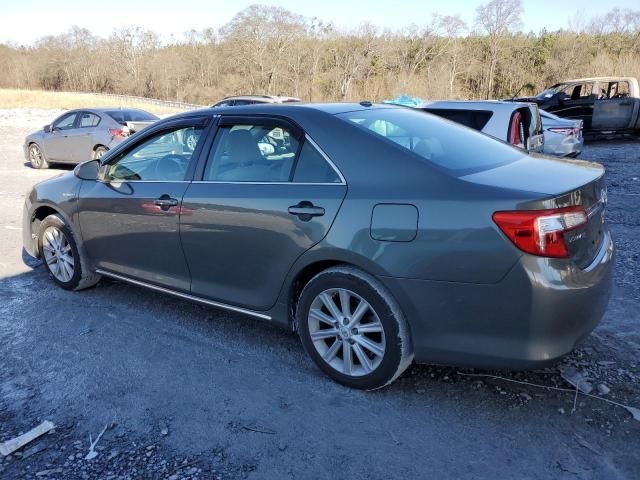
[22,103,613,389]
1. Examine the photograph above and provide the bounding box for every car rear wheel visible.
[29,144,49,169]
[93,146,107,159]
[38,214,100,291]
[297,266,413,390]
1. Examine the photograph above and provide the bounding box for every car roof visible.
[560,77,636,83]
[418,100,535,111]
[217,95,301,103]
[175,102,401,119]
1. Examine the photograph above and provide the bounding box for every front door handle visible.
[154,195,178,211]
[288,201,325,221]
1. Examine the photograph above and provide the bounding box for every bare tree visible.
[1,5,640,104]
[475,0,523,98]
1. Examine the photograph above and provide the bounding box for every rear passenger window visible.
[79,113,100,128]
[423,109,493,131]
[204,122,341,183]
[205,124,300,182]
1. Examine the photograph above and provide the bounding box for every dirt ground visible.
[0,109,639,480]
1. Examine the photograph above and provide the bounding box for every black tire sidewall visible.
[38,215,83,290]
[297,270,404,390]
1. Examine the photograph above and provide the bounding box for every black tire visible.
[28,143,49,169]
[37,214,100,291]
[93,146,108,159]
[297,266,413,390]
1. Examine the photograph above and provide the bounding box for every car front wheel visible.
[297,266,413,389]
[29,144,49,169]
[38,214,100,291]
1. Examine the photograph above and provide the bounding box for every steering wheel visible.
[154,154,186,181]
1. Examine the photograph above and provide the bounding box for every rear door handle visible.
[154,195,178,210]
[288,201,325,221]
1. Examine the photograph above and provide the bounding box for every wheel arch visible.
[92,144,108,158]
[283,248,389,331]
[30,204,67,258]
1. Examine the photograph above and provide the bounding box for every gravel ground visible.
[0,110,639,480]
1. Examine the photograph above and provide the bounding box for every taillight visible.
[492,206,588,258]
[109,128,128,138]
[509,111,523,147]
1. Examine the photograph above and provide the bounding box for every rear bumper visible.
[380,231,614,369]
[545,134,583,157]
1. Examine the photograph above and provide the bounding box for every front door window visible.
[106,126,204,182]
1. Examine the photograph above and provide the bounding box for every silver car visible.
[24,108,158,169]
[540,110,583,157]
[415,100,545,153]
[211,95,301,107]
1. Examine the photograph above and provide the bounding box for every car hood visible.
[460,155,604,196]
[25,130,46,142]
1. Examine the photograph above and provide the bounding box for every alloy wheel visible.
[42,226,75,282]
[185,132,198,151]
[307,288,386,377]
[29,145,43,167]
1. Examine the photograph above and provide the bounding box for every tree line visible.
[1,1,639,105]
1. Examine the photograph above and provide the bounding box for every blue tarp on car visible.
[382,94,424,107]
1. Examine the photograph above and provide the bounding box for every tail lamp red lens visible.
[109,128,128,138]
[492,206,588,258]
[509,111,523,146]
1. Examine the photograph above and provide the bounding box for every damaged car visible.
[514,77,640,135]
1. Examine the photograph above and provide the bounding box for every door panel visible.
[78,181,192,290]
[592,98,637,130]
[44,112,79,161]
[546,83,595,130]
[74,112,102,161]
[180,183,347,310]
[77,122,208,290]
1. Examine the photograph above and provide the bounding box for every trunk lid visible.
[125,120,155,134]
[551,174,608,269]
[462,155,608,268]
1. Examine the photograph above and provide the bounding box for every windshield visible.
[536,85,562,99]
[337,108,523,175]
[105,109,158,124]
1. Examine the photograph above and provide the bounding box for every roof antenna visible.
[359,100,373,107]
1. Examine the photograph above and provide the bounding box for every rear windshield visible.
[423,108,493,131]
[337,108,522,174]
[105,109,158,124]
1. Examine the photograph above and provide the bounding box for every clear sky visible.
[0,0,637,45]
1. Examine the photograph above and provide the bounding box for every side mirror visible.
[43,124,51,133]
[558,93,571,102]
[74,159,100,181]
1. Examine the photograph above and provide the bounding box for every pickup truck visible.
[513,77,640,134]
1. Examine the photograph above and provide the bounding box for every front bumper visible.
[380,232,614,369]
[22,201,37,258]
